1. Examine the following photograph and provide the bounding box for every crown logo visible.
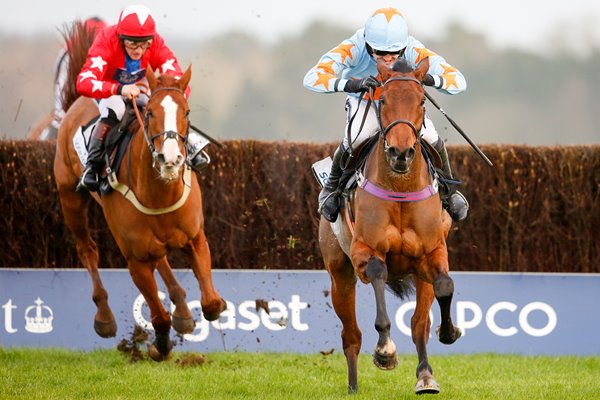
[25,297,54,334]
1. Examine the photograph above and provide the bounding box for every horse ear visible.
[178,65,192,91]
[146,65,158,91]
[414,57,430,82]
[376,60,392,82]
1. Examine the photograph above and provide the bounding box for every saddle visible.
[74,102,137,195]
[97,103,138,194]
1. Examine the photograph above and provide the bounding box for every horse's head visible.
[376,58,429,174]
[144,65,192,182]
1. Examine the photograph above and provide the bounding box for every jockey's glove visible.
[344,76,380,93]
[423,74,435,87]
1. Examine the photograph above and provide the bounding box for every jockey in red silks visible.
[76,4,206,193]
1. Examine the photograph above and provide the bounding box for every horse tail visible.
[60,20,97,113]
[386,275,415,300]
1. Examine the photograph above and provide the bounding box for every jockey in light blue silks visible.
[303,7,469,223]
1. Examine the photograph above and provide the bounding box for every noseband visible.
[141,87,189,162]
[374,76,425,153]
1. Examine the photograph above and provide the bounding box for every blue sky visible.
[4,1,600,55]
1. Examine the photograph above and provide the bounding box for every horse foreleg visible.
[156,257,194,335]
[365,256,398,371]
[320,218,360,393]
[58,188,116,338]
[128,259,172,361]
[330,259,361,393]
[433,272,461,345]
[188,231,226,322]
[425,249,462,345]
[412,277,440,394]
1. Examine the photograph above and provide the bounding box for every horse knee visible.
[365,256,387,281]
[433,274,454,299]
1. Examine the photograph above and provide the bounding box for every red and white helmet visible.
[364,7,408,52]
[116,4,156,40]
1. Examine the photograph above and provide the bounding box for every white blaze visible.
[159,95,181,165]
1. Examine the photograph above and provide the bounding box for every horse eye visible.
[185,110,190,116]
[421,97,425,105]
[380,95,385,104]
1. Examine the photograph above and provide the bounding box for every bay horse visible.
[319,58,461,394]
[54,38,226,360]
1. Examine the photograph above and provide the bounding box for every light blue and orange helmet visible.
[364,7,408,52]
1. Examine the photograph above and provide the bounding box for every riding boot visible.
[76,121,113,192]
[433,138,469,222]
[318,144,345,223]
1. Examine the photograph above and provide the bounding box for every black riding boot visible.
[76,121,113,192]
[318,144,345,223]
[433,138,469,222]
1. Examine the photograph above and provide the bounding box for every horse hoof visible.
[372,351,398,370]
[148,336,173,362]
[148,343,171,362]
[94,319,117,338]
[436,325,462,345]
[172,315,195,335]
[415,376,440,394]
[348,384,358,394]
[202,298,227,322]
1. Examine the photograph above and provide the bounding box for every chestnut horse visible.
[319,58,461,394]
[54,61,226,358]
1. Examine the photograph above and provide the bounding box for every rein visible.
[357,75,438,203]
[107,86,193,216]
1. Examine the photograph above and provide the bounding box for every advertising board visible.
[1,269,598,355]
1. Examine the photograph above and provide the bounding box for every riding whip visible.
[424,90,493,167]
[190,124,224,148]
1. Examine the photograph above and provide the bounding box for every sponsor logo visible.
[132,292,309,342]
[1,297,558,339]
[2,298,54,334]
[395,300,558,337]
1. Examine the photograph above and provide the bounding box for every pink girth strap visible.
[358,177,438,202]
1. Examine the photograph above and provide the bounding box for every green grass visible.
[0,348,598,399]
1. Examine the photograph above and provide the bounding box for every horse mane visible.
[391,58,413,73]
[61,20,97,112]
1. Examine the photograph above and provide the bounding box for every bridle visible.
[372,76,425,154]
[132,86,190,165]
[356,75,440,203]
[111,85,194,216]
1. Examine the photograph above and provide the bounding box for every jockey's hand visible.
[344,76,380,93]
[120,84,142,99]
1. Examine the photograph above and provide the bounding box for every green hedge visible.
[1,140,598,272]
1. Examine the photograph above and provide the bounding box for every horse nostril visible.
[156,153,165,164]
[177,155,184,165]
[406,147,416,160]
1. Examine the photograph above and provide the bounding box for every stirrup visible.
[76,167,100,193]
[189,149,210,172]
